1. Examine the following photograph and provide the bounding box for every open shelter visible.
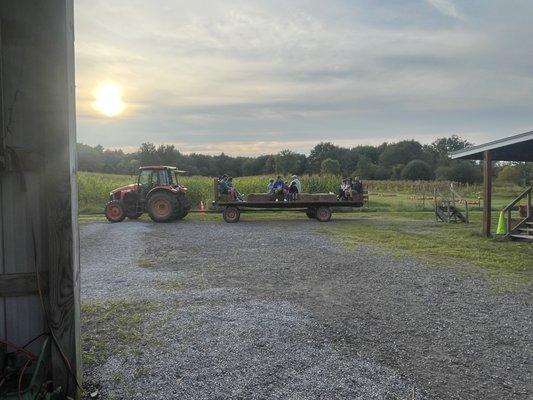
[451,131,533,238]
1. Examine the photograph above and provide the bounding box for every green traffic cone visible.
[496,211,506,235]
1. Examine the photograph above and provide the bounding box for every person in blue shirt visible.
[271,176,285,201]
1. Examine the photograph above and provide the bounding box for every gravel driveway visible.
[80,218,532,399]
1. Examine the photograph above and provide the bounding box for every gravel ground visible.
[81,218,532,399]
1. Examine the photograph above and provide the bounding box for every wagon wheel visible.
[105,200,126,223]
[316,206,332,222]
[306,208,316,219]
[223,206,240,223]
[147,192,179,222]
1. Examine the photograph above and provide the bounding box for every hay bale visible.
[244,193,337,203]
[296,193,337,202]
[246,193,272,202]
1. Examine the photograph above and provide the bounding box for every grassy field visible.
[322,212,533,288]
[77,171,522,214]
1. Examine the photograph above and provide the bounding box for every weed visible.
[137,258,156,268]
[81,300,160,366]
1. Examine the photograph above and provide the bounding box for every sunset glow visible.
[93,82,125,117]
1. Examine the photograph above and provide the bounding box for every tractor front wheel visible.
[147,192,179,222]
[105,200,126,223]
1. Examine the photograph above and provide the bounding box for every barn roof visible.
[450,130,533,162]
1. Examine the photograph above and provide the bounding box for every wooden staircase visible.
[502,186,532,242]
[511,220,533,241]
[434,185,469,224]
[435,204,467,223]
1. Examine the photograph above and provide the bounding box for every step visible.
[510,234,533,241]
[518,227,533,232]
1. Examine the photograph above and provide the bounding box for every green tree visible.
[309,142,343,172]
[274,149,302,174]
[431,135,472,161]
[497,165,521,185]
[77,143,104,172]
[129,159,141,174]
[156,144,180,166]
[139,142,159,166]
[353,156,376,179]
[401,159,433,180]
[263,156,276,174]
[321,158,341,175]
[379,140,424,168]
[436,160,481,183]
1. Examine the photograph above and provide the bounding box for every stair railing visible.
[449,184,469,223]
[502,186,532,235]
[434,188,452,222]
[434,185,469,223]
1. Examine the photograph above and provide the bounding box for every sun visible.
[92,82,125,117]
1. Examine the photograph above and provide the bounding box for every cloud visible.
[425,0,464,20]
[74,0,533,155]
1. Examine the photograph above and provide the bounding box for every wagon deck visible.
[212,179,368,223]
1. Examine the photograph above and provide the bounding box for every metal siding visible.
[5,295,43,353]
[2,172,41,274]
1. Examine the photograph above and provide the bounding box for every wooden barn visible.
[0,1,80,398]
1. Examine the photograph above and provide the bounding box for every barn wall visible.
[0,0,80,397]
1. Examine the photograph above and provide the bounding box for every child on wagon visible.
[288,175,301,201]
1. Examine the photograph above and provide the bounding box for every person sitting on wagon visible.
[351,176,363,195]
[271,176,285,201]
[218,175,229,197]
[288,175,301,201]
[267,178,275,194]
[337,178,351,200]
[226,176,243,201]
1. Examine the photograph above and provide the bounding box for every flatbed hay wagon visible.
[212,179,368,223]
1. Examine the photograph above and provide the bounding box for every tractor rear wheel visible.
[316,206,332,222]
[223,206,240,223]
[147,192,179,222]
[105,200,126,223]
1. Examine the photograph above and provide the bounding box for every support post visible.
[483,150,492,237]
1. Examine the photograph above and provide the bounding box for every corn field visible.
[78,171,488,214]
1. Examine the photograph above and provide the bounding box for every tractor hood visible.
[111,183,138,195]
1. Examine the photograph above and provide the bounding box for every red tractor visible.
[105,166,191,223]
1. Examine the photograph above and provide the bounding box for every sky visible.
[74,0,533,156]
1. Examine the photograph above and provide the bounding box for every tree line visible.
[78,135,532,185]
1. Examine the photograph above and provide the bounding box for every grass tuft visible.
[81,300,159,366]
[137,258,156,268]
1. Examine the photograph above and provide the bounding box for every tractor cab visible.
[137,166,186,199]
[105,166,191,223]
